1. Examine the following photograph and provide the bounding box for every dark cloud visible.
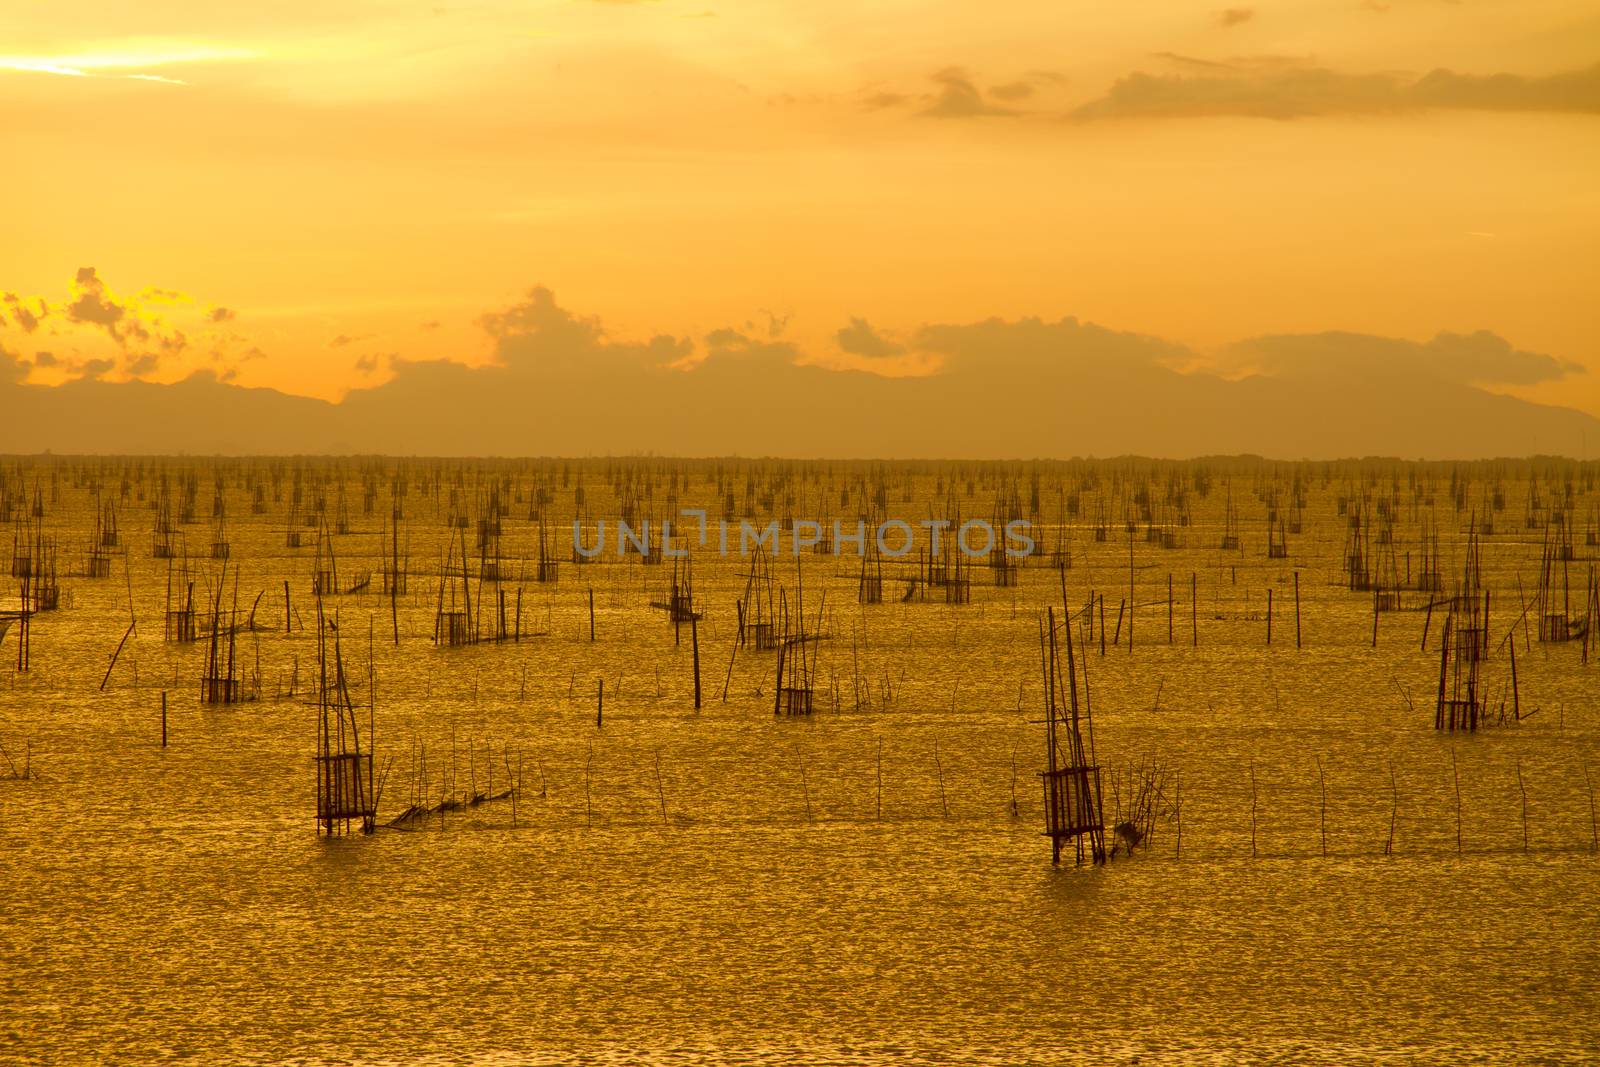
[125,352,162,378]
[66,267,128,337]
[755,310,790,339]
[1229,330,1581,388]
[0,293,39,333]
[1409,64,1600,113]
[354,353,382,375]
[1075,60,1600,120]
[912,315,1188,376]
[476,285,691,374]
[861,91,911,111]
[836,318,906,360]
[33,351,58,368]
[1217,8,1254,27]
[209,306,236,322]
[79,358,116,381]
[989,81,1035,102]
[922,68,1017,118]
[329,333,372,347]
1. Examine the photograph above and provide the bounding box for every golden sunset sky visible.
[3,0,1598,420]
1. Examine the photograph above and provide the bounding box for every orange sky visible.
[3,0,1597,414]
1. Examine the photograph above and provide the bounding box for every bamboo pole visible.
[101,620,136,691]
[655,750,668,826]
[1516,758,1529,852]
[1583,761,1598,852]
[1371,588,1379,648]
[1386,762,1397,856]
[691,614,701,711]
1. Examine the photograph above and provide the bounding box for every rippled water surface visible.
[2,462,1598,1064]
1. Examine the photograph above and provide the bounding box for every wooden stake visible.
[1516,758,1529,852]
[102,620,136,691]
[584,742,593,827]
[655,750,668,826]
[691,614,701,711]
[1099,594,1107,656]
[1583,761,1598,852]
[1386,762,1397,856]
[1294,571,1302,649]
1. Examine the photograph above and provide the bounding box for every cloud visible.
[66,267,129,337]
[1228,329,1581,388]
[1074,60,1600,120]
[858,70,1066,116]
[3,268,256,383]
[861,90,912,111]
[1408,65,1600,113]
[1217,8,1254,27]
[329,333,372,348]
[836,318,906,360]
[754,310,790,339]
[921,68,1017,118]
[2,293,45,332]
[989,81,1035,102]
[0,45,255,85]
[79,358,116,381]
[125,352,163,377]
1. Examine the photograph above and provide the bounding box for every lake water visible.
[2,460,1597,1064]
